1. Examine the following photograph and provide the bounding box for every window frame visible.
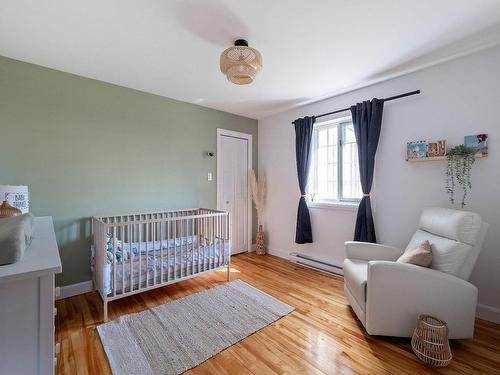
[309,116,361,206]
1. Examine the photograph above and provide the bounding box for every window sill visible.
[307,201,359,211]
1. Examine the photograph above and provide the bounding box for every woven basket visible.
[255,225,266,255]
[411,315,452,367]
[0,199,22,219]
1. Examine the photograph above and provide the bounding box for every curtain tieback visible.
[363,193,371,197]
[300,194,308,198]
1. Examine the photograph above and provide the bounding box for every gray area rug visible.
[97,279,294,375]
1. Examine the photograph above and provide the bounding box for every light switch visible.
[207,172,213,181]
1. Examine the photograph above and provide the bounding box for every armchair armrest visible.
[345,241,403,261]
[366,261,478,338]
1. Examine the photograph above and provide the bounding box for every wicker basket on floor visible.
[411,314,452,367]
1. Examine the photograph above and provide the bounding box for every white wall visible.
[259,45,500,322]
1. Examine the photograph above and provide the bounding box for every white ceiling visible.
[1,0,500,119]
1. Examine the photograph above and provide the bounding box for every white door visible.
[218,134,249,254]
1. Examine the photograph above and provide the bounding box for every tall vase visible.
[256,224,266,255]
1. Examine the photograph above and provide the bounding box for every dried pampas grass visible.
[249,169,266,227]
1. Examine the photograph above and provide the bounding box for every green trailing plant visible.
[446,145,475,208]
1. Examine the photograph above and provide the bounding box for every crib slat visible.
[179,215,183,278]
[183,215,186,276]
[113,225,117,297]
[180,217,183,278]
[191,218,194,275]
[173,219,177,280]
[160,217,164,283]
[222,215,225,266]
[212,216,215,270]
[208,216,211,270]
[218,215,221,268]
[197,218,201,274]
[182,214,185,277]
[221,215,224,267]
[167,220,170,282]
[205,217,210,270]
[138,224,142,291]
[152,221,156,286]
[129,224,133,293]
[222,215,224,266]
[121,226,125,295]
[227,213,229,265]
[209,215,212,270]
[186,215,189,276]
[146,223,149,288]
[184,214,188,276]
[203,216,207,272]
[207,215,210,271]
[216,215,219,268]
[224,214,227,266]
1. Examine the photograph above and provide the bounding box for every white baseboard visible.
[477,304,500,324]
[57,280,93,300]
[290,252,344,276]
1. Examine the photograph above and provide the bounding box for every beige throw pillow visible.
[397,240,432,267]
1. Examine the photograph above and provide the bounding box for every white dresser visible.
[0,216,62,375]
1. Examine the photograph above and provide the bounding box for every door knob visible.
[226,201,230,204]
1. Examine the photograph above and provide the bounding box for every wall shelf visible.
[407,156,447,162]
[407,154,485,162]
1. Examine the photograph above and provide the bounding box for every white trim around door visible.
[217,128,253,253]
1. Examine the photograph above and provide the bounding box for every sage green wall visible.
[0,56,257,286]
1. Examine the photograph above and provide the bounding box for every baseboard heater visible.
[289,252,344,276]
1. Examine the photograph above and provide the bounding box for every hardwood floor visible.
[56,253,500,374]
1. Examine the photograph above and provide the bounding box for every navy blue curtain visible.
[350,99,384,243]
[293,116,315,244]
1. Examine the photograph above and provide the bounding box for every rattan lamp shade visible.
[411,315,452,367]
[220,39,262,85]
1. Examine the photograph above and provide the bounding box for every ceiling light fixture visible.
[220,39,262,85]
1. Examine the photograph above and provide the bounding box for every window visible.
[308,116,362,205]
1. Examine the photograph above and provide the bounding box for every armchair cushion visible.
[407,230,471,277]
[345,242,403,262]
[366,260,478,338]
[343,259,368,311]
[419,207,482,246]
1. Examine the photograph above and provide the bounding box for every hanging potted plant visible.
[446,145,475,208]
[250,170,266,255]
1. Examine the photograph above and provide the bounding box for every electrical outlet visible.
[207,172,213,181]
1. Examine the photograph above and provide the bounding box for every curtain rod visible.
[292,89,421,123]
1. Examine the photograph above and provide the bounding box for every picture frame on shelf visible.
[406,141,427,160]
[426,142,440,157]
[464,134,488,157]
[437,139,447,156]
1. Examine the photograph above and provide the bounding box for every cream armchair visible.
[343,207,488,339]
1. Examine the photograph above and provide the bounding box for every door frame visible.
[216,128,253,253]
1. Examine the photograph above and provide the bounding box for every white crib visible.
[92,208,230,322]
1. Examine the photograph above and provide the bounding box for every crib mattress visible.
[101,239,230,295]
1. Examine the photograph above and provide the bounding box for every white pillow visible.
[406,230,472,277]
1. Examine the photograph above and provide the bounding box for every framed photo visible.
[437,139,447,156]
[407,141,427,160]
[426,142,439,157]
[464,134,488,157]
